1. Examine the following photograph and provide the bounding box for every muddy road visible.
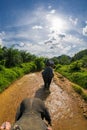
[0,72,87,130]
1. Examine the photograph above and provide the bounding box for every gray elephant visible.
[11,98,52,130]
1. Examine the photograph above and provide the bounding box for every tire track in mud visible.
[0,72,87,130]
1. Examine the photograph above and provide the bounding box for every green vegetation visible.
[0,60,45,93]
[0,46,46,93]
[54,49,87,101]
[72,84,83,95]
[71,49,87,62]
[72,84,87,101]
[51,54,71,65]
[54,49,87,88]
[0,44,87,97]
[55,61,87,89]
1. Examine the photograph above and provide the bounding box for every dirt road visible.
[0,72,87,130]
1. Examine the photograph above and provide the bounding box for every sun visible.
[47,14,68,33]
[51,17,65,30]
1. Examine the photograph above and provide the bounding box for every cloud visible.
[0,31,6,46]
[0,31,5,39]
[44,40,53,44]
[32,25,43,30]
[58,34,66,39]
[69,16,78,25]
[43,30,86,56]
[50,9,56,14]
[44,32,66,45]
[11,42,26,48]
[83,25,87,36]
[64,34,84,45]
[0,38,3,46]
[1,6,87,57]
[60,34,86,56]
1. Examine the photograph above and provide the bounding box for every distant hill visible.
[51,55,71,65]
[71,49,87,61]
[52,49,87,65]
[57,55,71,65]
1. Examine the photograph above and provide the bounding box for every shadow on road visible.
[34,85,50,101]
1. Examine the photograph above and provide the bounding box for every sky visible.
[0,0,87,58]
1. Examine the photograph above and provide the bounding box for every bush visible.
[55,64,87,89]
[71,72,87,89]
[0,65,5,71]
[0,75,10,93]
[72,84,87,101]
[12,67,24,77]
[55,64,62,70]
[21,62,37,74]
[29,62,37,72]
[1,68,18,82]
[69,62,81,72]
[34,58,44,71]
[0,61,41,93]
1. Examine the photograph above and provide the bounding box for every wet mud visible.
[0,72,87,130]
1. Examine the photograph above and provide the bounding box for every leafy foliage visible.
[52,55,71,65]
[0,46,37,68]
[69,62,81,72]
[20,51,36,63]
[34,57,45,71]
[5,48,23,67]
[55,49,87,89]
[0,46,46,92]
[81,56,87,68]
[55,64,87,89]
[0,45,87,94]
[0,61,42,93]
[72,84,87,101]
[71,49,87,61]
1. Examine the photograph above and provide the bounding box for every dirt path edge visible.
[54,72,87,119]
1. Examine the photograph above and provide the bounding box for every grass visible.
[0,61,38,93]
[55,65,87,89]
[72,84,87,101]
